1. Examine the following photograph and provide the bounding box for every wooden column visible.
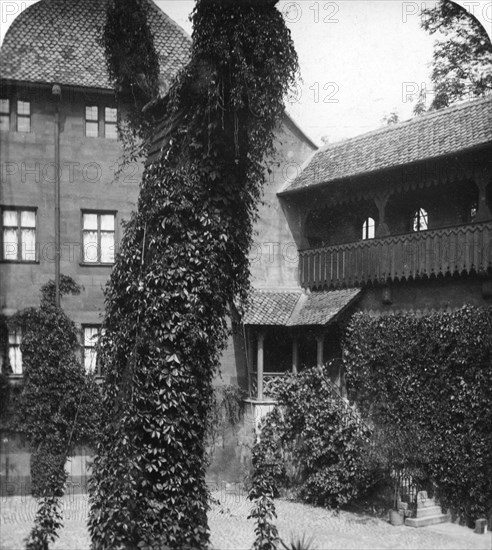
[257,331,265,400]
[316,334,324,367]
[292,337,298,375]
[475,170,492,222]
[247,328,255,393]
[374,194,390,238]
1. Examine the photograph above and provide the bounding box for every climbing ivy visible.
[248,407,284,550]
[206,384,246,448]
[343,306,492,525]
[102,0,160,162]
[9,276,101,549]
[88,0,298,548]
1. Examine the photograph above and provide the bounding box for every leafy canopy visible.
[416,0,492,111]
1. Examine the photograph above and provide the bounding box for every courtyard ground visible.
[1,489,490,550]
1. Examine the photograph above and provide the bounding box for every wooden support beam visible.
[475,170,492,223]
[316,334,324,368]
[257,331,265,400]
[292,337,298,375]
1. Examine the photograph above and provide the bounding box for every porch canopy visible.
[243,288,361,399]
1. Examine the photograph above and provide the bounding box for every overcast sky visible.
[1,0,491,145]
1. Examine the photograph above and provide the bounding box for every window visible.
[8,329,22,375]
[469,202,478,222]
[105,107,118,139]
[17,100,31,132]
[85,106,99,137]
[2,208,36,261]
[83,325,103,375]
[0,99,10,131]
[362,217,375,240]
[412,208,428,232]
[82,212,115,264]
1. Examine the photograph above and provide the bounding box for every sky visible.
[1,0,491,146]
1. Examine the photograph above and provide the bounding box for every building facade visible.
[2,0,490,492]
[243,96,492,407]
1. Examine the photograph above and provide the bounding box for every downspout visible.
[52,85,61,307]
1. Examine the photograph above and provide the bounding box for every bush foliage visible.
[89,0,298,547]
[250,366,373,514]
[343,306,492,524]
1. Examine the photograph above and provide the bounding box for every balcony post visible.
[316,334,324,367]
[247,327,255,393]
[257,330,265,400]
[292,337,298,375]
[475,171,492,222]
[374,194,390,238]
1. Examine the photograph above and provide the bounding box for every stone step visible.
[405,514,449,528]
[416,506,445,518]
[417,497,436,508]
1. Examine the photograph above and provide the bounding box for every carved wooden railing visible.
[249,372,287,399]
[299,221,492,289]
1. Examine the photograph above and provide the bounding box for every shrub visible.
[251,365,373,510]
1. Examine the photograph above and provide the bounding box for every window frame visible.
[361,217,375,240]
[104,107,118,140]
[85,105,99,138]
[7,328,23,376]
[1,206,38,263]
[412,208,429,232]
[0,98,10,131]
[16,100,31,133]
[81,210,117,265]
[82,324,103,376]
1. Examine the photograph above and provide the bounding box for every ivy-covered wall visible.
[343,306,492,525]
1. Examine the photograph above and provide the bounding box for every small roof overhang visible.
[243,288,361,327]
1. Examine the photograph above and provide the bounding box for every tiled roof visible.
[281,97,492,194]
[243,289,361,326]
[244,291,301,325]
[292,289,361,326]
[0,0,191,90]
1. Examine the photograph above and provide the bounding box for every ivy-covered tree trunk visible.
[88,1,297,548]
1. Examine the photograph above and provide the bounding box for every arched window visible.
[362,217,375,240]
[412,208,428,232]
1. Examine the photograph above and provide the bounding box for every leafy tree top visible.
[417,0,492,112]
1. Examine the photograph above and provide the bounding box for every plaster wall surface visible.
[0,88,143,325]
[248,119,315,290]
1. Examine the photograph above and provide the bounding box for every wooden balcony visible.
[299,221,492,289]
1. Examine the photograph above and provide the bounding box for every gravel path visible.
[1,491,490,549]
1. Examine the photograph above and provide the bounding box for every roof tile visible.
[244,289,361,326]
[282,97,492,194]
[0,0,191,90]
